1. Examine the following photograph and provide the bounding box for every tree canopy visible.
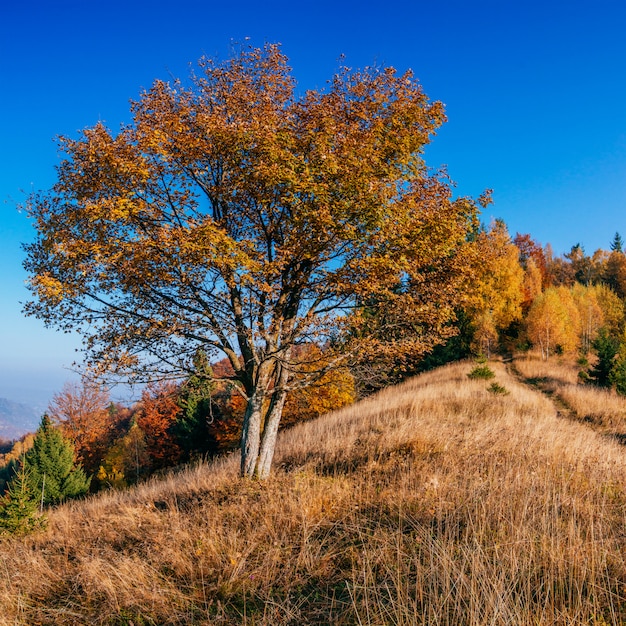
[24,44,486,478]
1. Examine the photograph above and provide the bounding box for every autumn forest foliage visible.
[6,222,626,507]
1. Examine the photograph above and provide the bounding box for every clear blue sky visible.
[1,0,625,407]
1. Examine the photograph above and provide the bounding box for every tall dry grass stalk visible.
[1,360,626,624]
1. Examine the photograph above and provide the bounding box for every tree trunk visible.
[256,351,292,479]
[239,348,293,479]
[240,391,263,478]
[256,389,287,479]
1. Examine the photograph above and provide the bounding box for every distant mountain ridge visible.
[0,398,40,440]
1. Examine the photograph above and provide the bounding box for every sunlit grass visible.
[515,351,626,433]
[2,360,626,624]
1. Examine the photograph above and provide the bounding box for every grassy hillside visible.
[2,359,626,625]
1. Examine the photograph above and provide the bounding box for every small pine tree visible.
[467,356,496,380]
[0,462,46,535]
[24,415,91,505]
[610,355,626,395]
[610,232,624,253]
[608,331,626,395]
[588,328,620,388]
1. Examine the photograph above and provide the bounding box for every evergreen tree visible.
[24,415,91,505]
[610,232,623,253]
[417,310,474,372]
[607,330,626,395]
[588,328,620,388]
[610,352,626,396]
[0,462,46,535]
[176,351,216,457]
[0,457,19,495]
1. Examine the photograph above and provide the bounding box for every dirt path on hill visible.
[505,358,626,447]
[505,360,580,423]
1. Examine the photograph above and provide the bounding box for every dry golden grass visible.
[2,360,626,624]
[513,351,582,385]
[514,352,626,434]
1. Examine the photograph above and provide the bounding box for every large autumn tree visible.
[24,44,485,478]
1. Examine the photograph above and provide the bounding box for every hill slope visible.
[1,360,626,625]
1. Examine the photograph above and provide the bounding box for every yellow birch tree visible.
[526,286,581,359]
[464,220,524,356]
[572,284,604,354]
